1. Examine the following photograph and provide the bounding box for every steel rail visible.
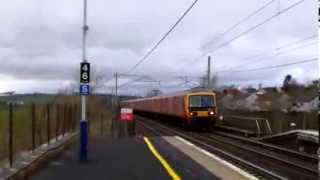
[141,118,318,178]
[212,131,318,163]
[197,132,317,174]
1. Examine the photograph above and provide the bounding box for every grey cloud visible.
[89,22,155,53]
[0,0,317,94]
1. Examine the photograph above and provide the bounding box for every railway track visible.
[136,116,318,180]
[212,131,318,163]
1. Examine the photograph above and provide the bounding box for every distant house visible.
[6,100,24,106]
[219,84,318,112]
[263,87,278,93]
[220,94,234,109]
[290,95,318,112]
[244,88,257,94]
[223,88,242,96]
[310,97,319,110]
[240,92,289,111]
[243,94,259,110]
[146,89,162,97]
[0,91,15,96]
[221,88,279,111]
[0,92,26,106]
[255,86,280,95]
[255,92,291,111]
[243,93,270,111]
[232,93,252,110]
[256,90,265,95]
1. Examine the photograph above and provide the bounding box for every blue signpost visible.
[80,61,90,162]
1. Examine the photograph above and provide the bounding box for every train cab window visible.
[189,95,214,107]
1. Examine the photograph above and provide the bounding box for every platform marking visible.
[174,136,259,180]
[143,137,181,180]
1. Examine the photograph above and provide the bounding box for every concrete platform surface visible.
[30,136,219,180]
[160,136,257,180]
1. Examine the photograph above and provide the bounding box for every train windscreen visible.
[189,95,215,108]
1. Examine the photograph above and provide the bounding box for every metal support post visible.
[80,0,89,162]
[207,56,211,89]
[46,104,51,145]
[317,88,320,175]
[115,72,118,107]
[8,103,13,168]
[31,103,36,151]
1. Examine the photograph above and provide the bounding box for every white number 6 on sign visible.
[82,72,88,80]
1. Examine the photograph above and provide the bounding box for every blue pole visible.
[80,120,88,161]
[80,0,88,162]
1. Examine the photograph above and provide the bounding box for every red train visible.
[120,89,217,129]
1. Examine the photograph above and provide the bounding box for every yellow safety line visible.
[143,137,181,180]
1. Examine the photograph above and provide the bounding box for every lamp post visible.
[79,0,90,162]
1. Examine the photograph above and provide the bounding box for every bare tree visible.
[57,82,76,95]
[283,74,292,91]
[198,74,218,89]
[146,89,162,97]
[282,74,300,92]
[199,75,207,88]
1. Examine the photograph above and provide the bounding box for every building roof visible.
[232,93,251,101]
[0,91,15,96]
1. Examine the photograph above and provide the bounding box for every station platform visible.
[30,136,256,180]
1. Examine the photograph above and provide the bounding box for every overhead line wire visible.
[275,34,317,50]
[220,57,317,73]
[202,0,276,50]
[183,0,305,68]
[206,0,305,55]
[217,38,317,72]
[126,0,200,73]
[178,0,277,70]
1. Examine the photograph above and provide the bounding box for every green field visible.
[0,95,55,161]
[0,95,113,162]
[0,94,55,105]
[0,105,9,160]
[0,104,33,160]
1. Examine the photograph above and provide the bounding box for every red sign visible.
[120,108,134,121]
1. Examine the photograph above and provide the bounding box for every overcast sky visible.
[0,0,318,94]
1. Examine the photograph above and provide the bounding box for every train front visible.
[187,93,217,128]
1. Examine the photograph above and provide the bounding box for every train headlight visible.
[190,112,194,116]
[209,111,214,115]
